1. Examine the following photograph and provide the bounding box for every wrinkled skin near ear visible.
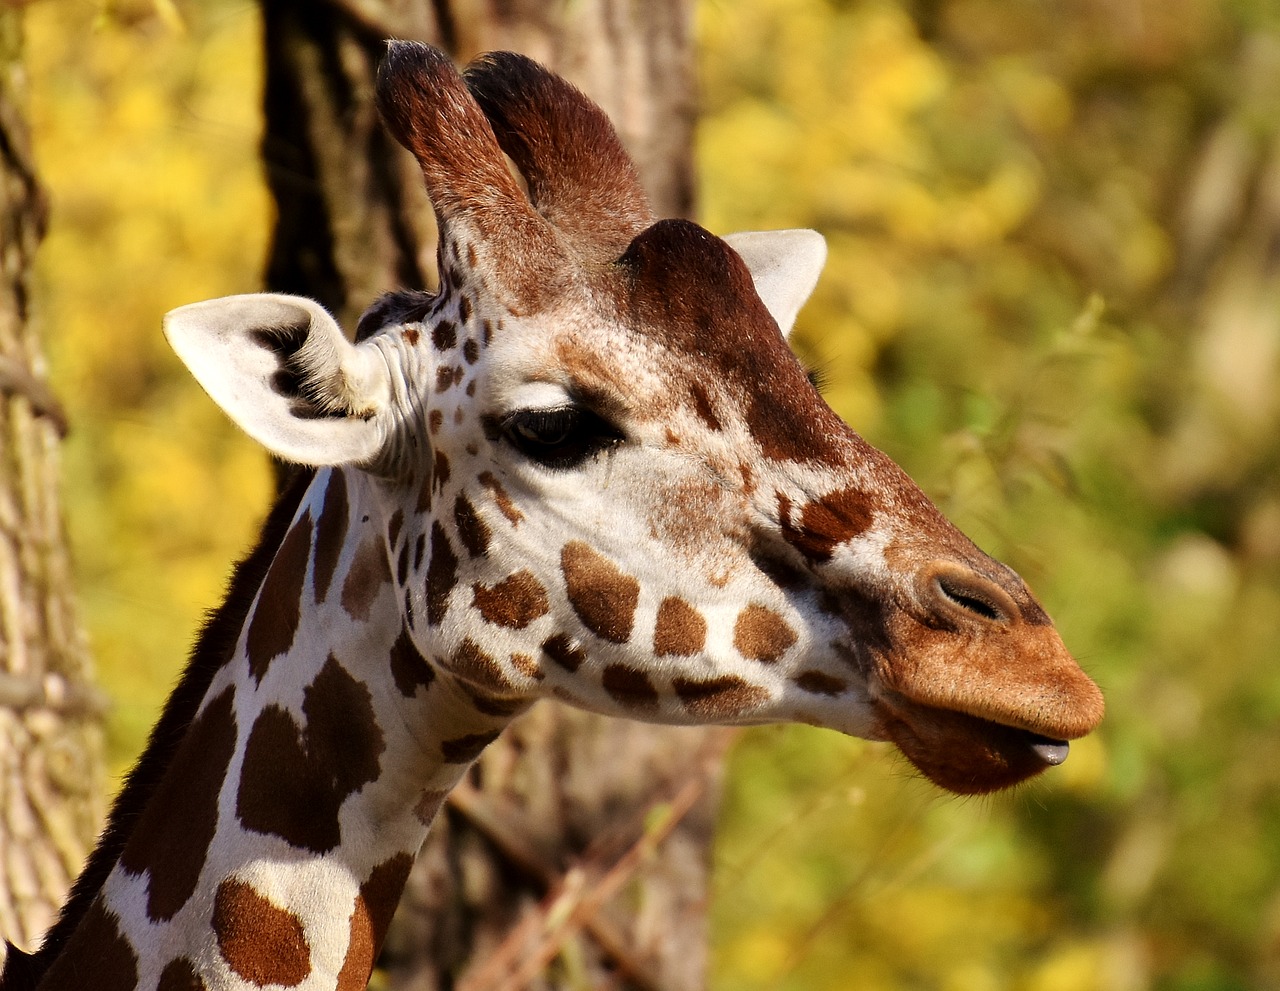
[723,229,827,338]
[163,293,396,467]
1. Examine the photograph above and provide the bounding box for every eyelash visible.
[499,406,624,470]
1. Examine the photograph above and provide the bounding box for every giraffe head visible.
[164,42,1102,796]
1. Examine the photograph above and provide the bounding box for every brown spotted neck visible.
[19,468,512,991]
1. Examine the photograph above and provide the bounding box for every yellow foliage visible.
[27,0,271,774]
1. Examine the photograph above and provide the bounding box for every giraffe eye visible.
[500,406,623,470]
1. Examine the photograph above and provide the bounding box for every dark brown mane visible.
[0,468,317,991]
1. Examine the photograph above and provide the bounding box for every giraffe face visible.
[385,213,1099,796]
[163,43,1102,795]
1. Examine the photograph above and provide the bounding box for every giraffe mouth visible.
[872,689,1073,795]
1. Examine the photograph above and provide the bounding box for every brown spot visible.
[779,487,877,562]
[466,243,478,268]
[433,450,452,491]
[745,383,846,464]
[119,687,236,922]
[466,380,476,396]
[472,571,550,628]
[397,539,411,586]
[157,957,206,991]
[414,533,427,570]
[794,671,848,696]
[510,652,542,680]
[454,405,465,424]
[734,604,797,663]
[426,523,459,625]
[441,729,501,764]
[479,471,523,525]
[416,474,433,514]
[739,462,756,495]
[665,428,681,446]
[342,535,392,622]
[387,509,404,549]
[390,627,435,697]
[40,898,137,991]
[463,338,480,363]
[601,664,659,709]
[402,326,420,346]
[689,380,722,431]
[482,319,494,345]
[436,365,456,392]
[237,656,384,853]
[673,676,770,719]
[414,788,450,825]
[313,471,349,604]
[246,511,313,683]
[447,638,514,694]
[458,294,472,323]
[214,878,311,987]
[653,597,707,656]
[542,634,585,672]
[454,492,490,557]
[432,319,457,350]
[335,854,414,991]
[429,408,444,434]
[561,541,640,643]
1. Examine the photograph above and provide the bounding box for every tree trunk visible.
[0,8,104,959]
[260,2,719,989]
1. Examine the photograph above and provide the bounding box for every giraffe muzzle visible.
[871,688,1081,794]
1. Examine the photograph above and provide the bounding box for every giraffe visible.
[2,41,1104,991]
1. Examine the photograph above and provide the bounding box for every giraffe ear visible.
[723,229,827,338]
[163,294,394,467]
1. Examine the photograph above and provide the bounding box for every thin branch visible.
[0,357,68,437]
[0,671,107,718]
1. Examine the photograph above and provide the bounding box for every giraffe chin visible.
[872,690,1072,795]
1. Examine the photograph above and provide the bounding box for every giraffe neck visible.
[29,468,509,991]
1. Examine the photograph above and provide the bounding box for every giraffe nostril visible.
[936,577,1003,622]
[923,562,1019,627]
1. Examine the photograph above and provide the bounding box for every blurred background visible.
[21,0,1280,988]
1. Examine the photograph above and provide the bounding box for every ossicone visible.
[375,40,564,311]
[464,50,653,264]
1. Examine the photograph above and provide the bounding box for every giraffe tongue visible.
[1026,734,1070,766]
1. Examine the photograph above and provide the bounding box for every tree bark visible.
[260,3,716,990]
[0,8,104,959]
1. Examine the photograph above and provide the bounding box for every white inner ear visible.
[723,229,827,339]
[164,293,394,467]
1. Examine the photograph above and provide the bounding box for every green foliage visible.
[25,1,1280,988]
